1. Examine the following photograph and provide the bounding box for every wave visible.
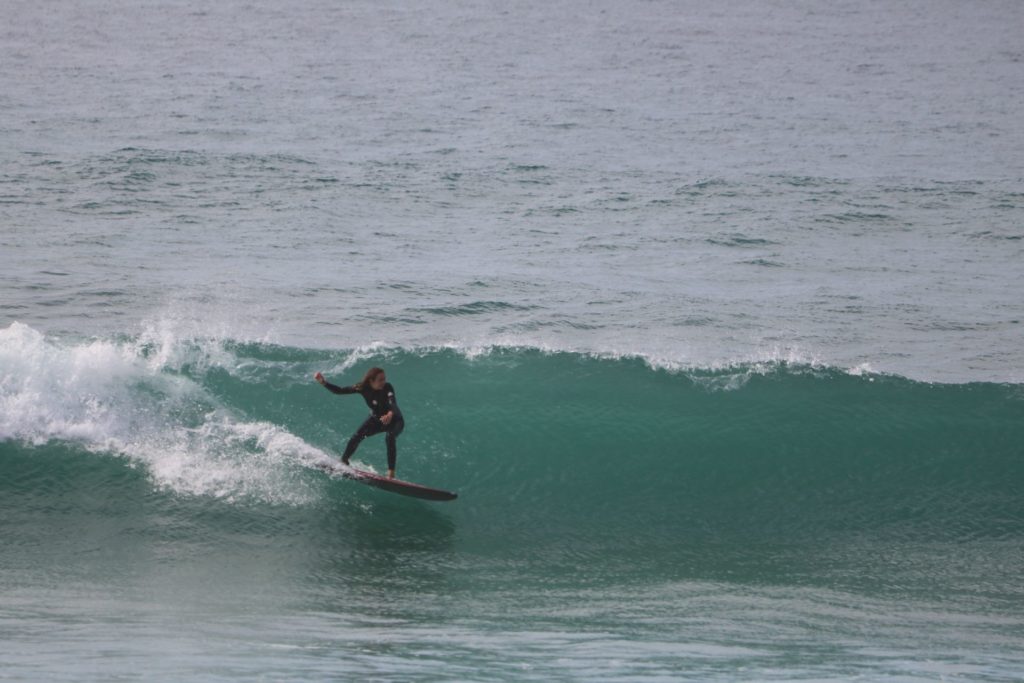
[0,322,329,505]
[2,321,1022,549]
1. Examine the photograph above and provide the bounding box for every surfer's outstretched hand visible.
[314,371,325,385]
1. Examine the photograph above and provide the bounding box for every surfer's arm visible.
[315,372,358,395]
[323,381,358,395]
[385,383,403,419]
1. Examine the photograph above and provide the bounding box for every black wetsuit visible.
[322,380,404,470]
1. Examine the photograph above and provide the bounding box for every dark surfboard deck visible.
[314,461,458,502]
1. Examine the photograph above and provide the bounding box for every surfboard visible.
[314,460,458,502]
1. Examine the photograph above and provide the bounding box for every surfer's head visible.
[359,366,387,390]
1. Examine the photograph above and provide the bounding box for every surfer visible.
[315,367,404,479]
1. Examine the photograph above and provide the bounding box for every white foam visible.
[846,362,875,377]
[0,321,328,504]
[325,336,848,392]
[324,340,395,374]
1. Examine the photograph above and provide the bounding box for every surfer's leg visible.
[384,419,405,474]
[342,417,383,464]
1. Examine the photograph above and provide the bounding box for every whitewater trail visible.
[0,322,334,504]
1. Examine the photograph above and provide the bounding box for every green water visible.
[2,329,1023,679]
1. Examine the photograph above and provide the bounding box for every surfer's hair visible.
[357,367,385,390]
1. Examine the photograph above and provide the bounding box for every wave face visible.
[3,321,1022,559]
[4,322,1024,681]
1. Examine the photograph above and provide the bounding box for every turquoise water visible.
[3,0,1024,679]
[2,326,1023,680]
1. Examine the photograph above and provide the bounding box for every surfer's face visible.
[371,373,386,390]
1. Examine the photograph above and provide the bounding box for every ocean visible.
[2,0,1023,680]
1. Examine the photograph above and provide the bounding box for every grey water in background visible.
[2,0,1022,381]
[3,1,1024,681]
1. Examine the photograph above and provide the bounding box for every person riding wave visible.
[315,367,404,479]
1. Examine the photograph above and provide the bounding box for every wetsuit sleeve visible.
[385,383,403,419]
[322,380,358,395]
